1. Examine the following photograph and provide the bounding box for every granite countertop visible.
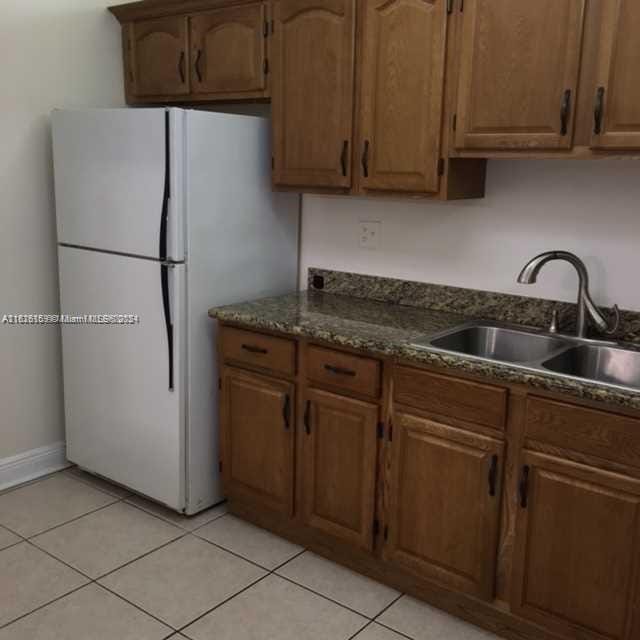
[210,289,640,411]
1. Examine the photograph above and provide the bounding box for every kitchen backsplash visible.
[308,268,640,345]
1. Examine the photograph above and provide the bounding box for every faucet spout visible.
[517,251,615,338]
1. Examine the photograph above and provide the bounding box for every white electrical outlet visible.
[359,221,381,250]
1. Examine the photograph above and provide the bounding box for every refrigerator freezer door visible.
[52,108,183,261]
[58,246,186,510]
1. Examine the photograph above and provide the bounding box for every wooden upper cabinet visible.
[590,0,640,149]
[513,451,640,640]
[271,0,356,189]
[190,3,267,98]
[356,0,448,194]
[300,389,378,551]
[384,413,504,599]
[455,0,586,150]
[221,368,295,516]
[127,16,190,97]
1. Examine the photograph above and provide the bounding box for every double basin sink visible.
[411,322,640,392]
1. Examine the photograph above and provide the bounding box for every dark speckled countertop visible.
[209,288,640,411]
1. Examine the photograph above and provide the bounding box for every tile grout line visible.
[0,582,90,631]
[96,581,182,632]
[22,497,124,541]
[124,498,228,532]
[5,489,411,638]
[174,572,273,635]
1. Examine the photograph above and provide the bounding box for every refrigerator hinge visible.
[437,158,445,176]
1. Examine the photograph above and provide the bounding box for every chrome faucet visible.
[517,250,620,338]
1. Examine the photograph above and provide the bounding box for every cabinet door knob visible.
[361,140,370,178]
[282,394,291,431]
[178,51,186,83]
[560,89,572,136]
[594,86,605,135]
[195,50,203,83]
[488,455,499,497]
[340,140,349,177]
[519,465,530,509]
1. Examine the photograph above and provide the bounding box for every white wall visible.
[0,1,124,459]
[300,160,640,311]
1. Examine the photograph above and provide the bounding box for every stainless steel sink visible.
[411,321,640,393]
[426,325,570,364]
[542,344,640,391]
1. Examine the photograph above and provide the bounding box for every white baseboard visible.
[0,442,69,492]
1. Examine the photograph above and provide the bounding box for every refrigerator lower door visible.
[58,246,186,510]
[52,108,184,261]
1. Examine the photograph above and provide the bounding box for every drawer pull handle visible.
[241,344,268,355]
[488,455,499,497]
[324,364,356,377]
[304,400,311,435]
[519,465,530,509]
[282,394,291,431]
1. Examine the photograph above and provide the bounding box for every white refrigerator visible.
[52,108,299,514]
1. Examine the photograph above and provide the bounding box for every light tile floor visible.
[0,469,500,640]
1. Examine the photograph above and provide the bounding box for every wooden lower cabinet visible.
[384,412,504,599]
[512,451,640,640]
[218,327,640,640]
[300,388,379,551]
[221,367,294,515]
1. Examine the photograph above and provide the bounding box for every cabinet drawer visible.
[394,366,507,431]
[525,396,640,470]
[221,327,296,376]
[307,346,381,398]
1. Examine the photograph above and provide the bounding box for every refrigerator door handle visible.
[161,263,174,391]
[159,110,171,261]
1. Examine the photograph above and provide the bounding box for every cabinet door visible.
[272,0,356,188]
[513,452,640,640]
[221,368,295,516]
[385,413,504,599]
[300,389,378,550]
[590,0,640,149]
[455,0,586,150]
[356,0,448,194]
[128,16,189,97]
[190,3,267,98]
